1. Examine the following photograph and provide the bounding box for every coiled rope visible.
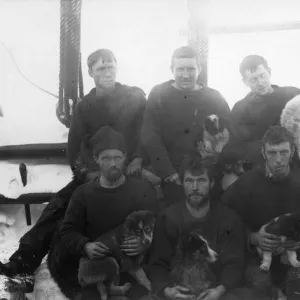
[57,0,83,128]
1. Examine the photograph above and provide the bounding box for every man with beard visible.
[223,126,300,299]
[0,48,148,287]
[147,156,247,300]
[230,55,300,167]
[141,46,230,207]
[60,125,159,299]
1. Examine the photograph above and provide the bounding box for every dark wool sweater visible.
[67,83,147,169]
[223,167,300,233]
[141,81,230,179]
[147,200,245,293]
[231,85,300,143]
[60,177,159,257]
[229,86,300,165]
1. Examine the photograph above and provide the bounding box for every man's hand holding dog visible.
[121,237,144,256]
[84,241,110,260]
[282,239,300,251]
[196,141,216,158]
[250,225,281,251]
[198,285,226,300]
[164,286,195,300]
[126,157,143,177]
[165,173,181,186]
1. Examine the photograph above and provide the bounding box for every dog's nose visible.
[143,239,151,244]
[212,253,219,262]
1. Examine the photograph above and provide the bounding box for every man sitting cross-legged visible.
[54,126,159,300]
[145,156,254,300]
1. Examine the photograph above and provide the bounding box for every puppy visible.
[201,114,230,154]
[78,210,156,300]
[258,212,300,272]
[218,152,245,191]
[170,230,218,297]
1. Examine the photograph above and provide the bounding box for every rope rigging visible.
[57,0,83,128]
[187,0,210,86]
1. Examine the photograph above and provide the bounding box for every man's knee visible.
[36,179,79,222]
[245,259,273,292]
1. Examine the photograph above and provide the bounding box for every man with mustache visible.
[223,126,300,299]
[230,55,300,167]
[147,156,247,300]
[59,126,159,299]
[141,46,230,208]
[0,49,148,290]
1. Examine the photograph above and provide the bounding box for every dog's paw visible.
[142,279,152,292]
[260,263,271,272]
[214,144,223,153]
[203,140,212,152]
[290,260,300,268]
[101,294,108,300]
[121,282,131,294]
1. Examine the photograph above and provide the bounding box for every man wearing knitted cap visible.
[230,55,300,167]
[141,46,230,207]
[0,49,149,287]
[59,126,158,299]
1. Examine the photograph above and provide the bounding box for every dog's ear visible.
[124,211,139,229]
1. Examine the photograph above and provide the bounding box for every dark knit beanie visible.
[91,126,127,157]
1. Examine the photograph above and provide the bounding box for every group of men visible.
[1,46,300,300]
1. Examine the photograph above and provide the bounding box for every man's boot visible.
[0,244,41,293]
[0,260,35,293]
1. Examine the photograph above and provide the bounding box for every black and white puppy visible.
[218,152,245,191]
[258,212,300,272]
[201,114,230,154]
[170,230,218,297]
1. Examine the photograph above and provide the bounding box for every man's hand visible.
[196,141,216,158]
[84,241,110,260]
[126,157,143,176]
[165,173,181,185]
[250,225,281,252]
[198,285,226,300]
[282,239,300,251]
[120,237,144,256]
[164,286,195,300]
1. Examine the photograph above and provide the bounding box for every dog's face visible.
[204,114,224,136]
[220,159,245,176]
[180,230,218,263]
[282,213,300,241]
[125,210,156,245]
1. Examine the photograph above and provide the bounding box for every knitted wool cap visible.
[91,126,127,157]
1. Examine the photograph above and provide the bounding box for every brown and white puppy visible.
[258,212,300,272]
[78,210,156,300]
[201,114,230,154]
[170,230,218,298]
